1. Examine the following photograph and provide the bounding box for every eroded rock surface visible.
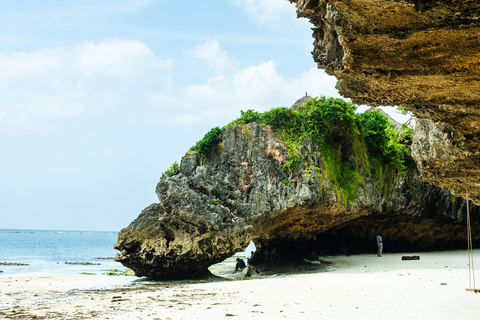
[115,122,480,279]
[115,1,480,279]
[412,118,480,204]
[289,0,480,202]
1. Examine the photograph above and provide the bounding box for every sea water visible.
[0,229,127,277]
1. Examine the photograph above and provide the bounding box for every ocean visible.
[0,229,127,277]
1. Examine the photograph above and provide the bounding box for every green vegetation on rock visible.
[163,96,413,207]
[227,109,262,125]
[242,97,360,206]
[190,126,223,158]
[357,109,412,171]
[163,161,179,178]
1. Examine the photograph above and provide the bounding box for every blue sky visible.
[0,0,407,232]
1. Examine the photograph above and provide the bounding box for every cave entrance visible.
[207,241,256,279]
[235,240,256,259]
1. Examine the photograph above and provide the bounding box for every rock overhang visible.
[115,120,480,279]
[115,1,480,278]
[112,0,480,279]
[289,0,480,203]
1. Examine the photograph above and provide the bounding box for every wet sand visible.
[1,250,479,319]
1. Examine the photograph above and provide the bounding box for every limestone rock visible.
[289,0,480,203]
[115,122,480,279]
[411,118,480,203]
[241,265,261,278]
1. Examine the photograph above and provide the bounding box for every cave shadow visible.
[248,215,480,269]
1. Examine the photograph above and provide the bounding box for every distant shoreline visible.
[0,228,119,234]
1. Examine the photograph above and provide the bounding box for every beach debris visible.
[465,288,480,293]
[0,262,29,266]
[64,261,100,265]
[401,256,420,260]
[111,296,129,303]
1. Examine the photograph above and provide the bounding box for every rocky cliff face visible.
[114,1,480,279]
[289,0,480,203]
[115,121,480,279]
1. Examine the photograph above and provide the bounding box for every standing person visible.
[377,235,383,257]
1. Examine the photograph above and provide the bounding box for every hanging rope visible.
[465,158,477,292]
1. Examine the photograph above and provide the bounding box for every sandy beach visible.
[1,250,479,319]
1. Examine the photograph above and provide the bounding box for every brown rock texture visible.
[289,0,480,203]
[115,121,480,279]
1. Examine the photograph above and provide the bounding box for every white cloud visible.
[185,83,222,101]
[106,0,158,13]
[232,61,283,99]
[151,41,340,127]
[184,40,235,74]
[0,50,61,85]
[0,38,340,134]
[74,39,171,79]
[147,93,184,107]
[166,114,203,126]
[101,147,131,158]
[0,111,7,122]
[0,40,171,126]
[0,40,172,86]
[13,0,158,18]
[231,0,296,26]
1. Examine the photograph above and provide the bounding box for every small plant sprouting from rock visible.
[189,110,261,160]
[190,127,223,159]
[282,156,300,173]
[211,198,220,205]
[163,161,179,178]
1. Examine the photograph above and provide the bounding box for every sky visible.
[0,0,409,232]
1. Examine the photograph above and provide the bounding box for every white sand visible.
[1,250,479,319]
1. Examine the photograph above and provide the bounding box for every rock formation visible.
[115,115,480,279]
[289,0,480,203]
[115,1,480,279]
